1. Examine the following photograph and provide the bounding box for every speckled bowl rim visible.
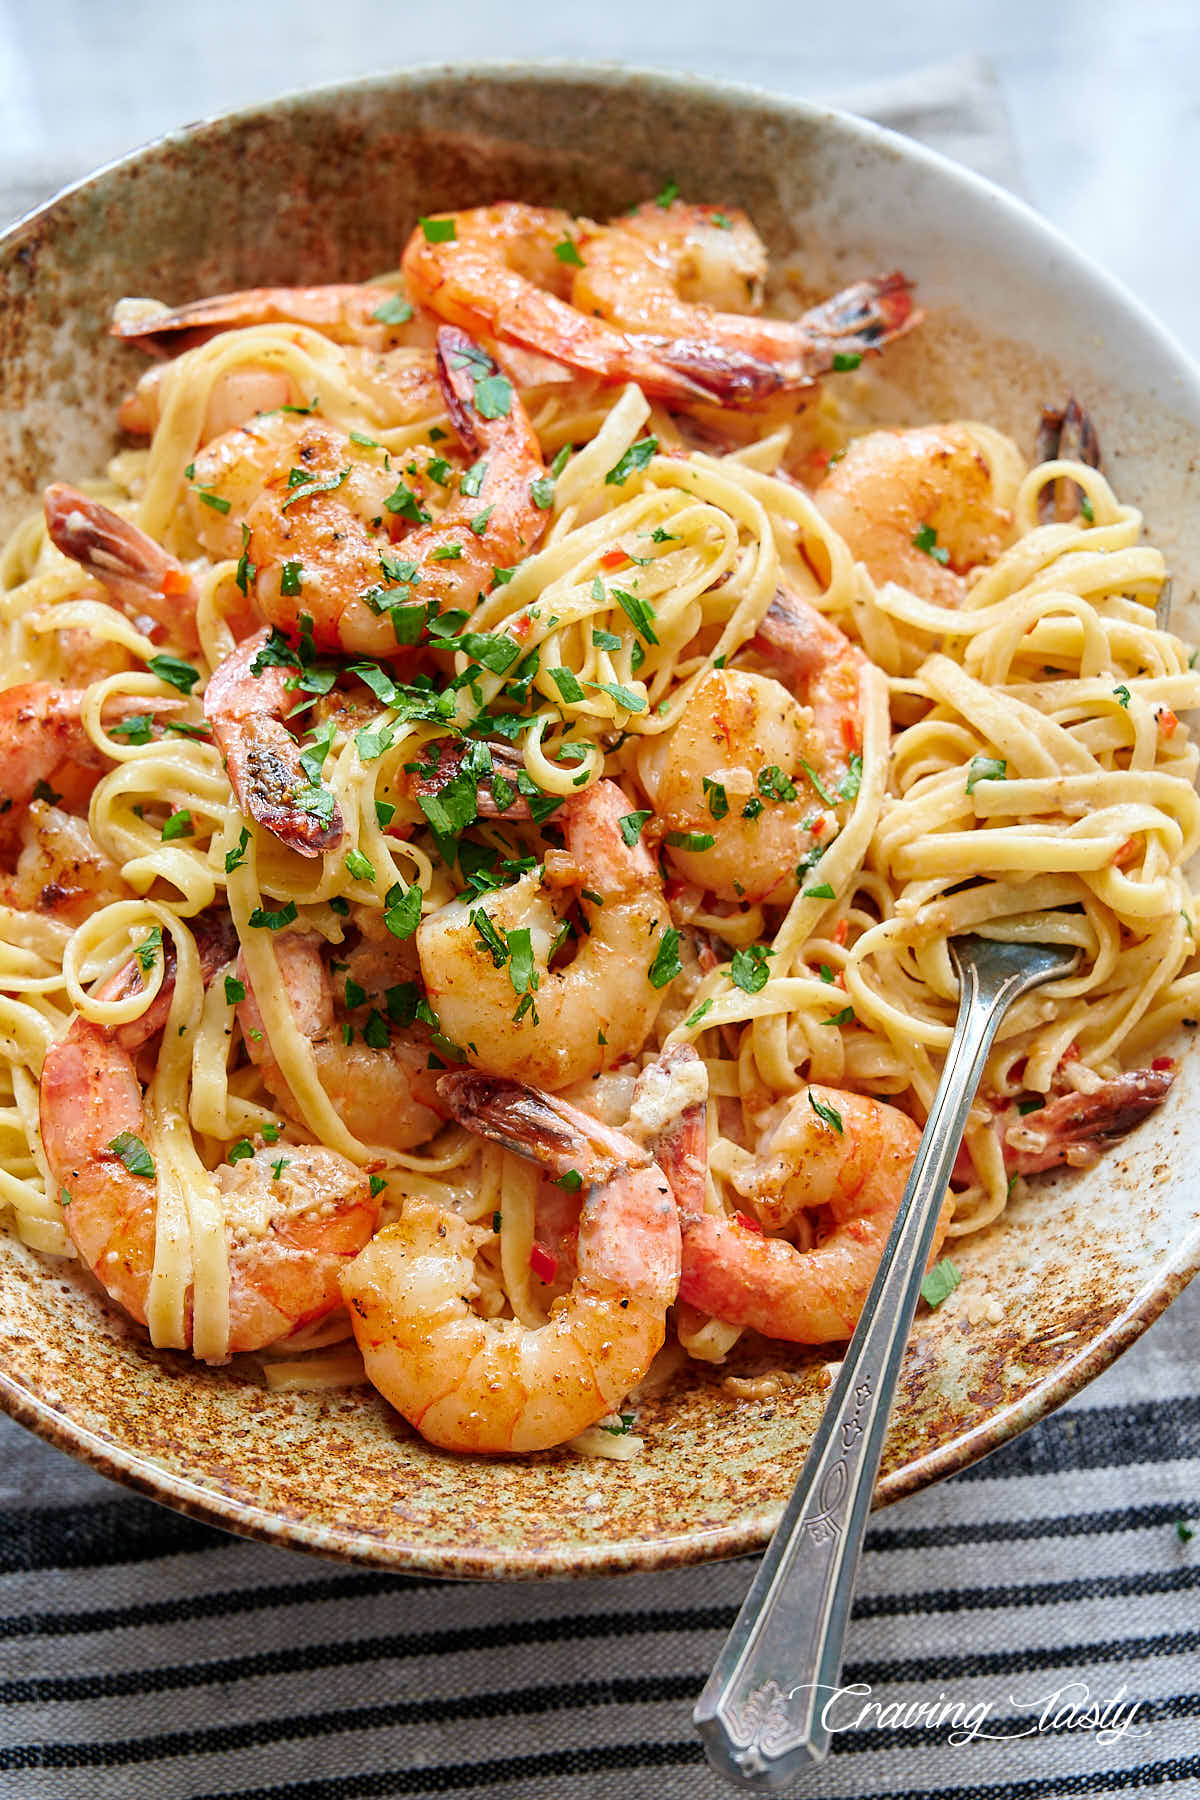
[2,60,1199,1577]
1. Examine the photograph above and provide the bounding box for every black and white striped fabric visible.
[1,1283,1196,1798]
[2,60,1198,1800]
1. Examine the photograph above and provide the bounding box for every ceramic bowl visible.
[1,65,1198,1576]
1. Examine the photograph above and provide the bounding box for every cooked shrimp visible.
[0,803,129,924]
[193,326,546,656]
[417,778,671,1088]
[0,682,182,815]
[660,1076,945,1344]
[996,1066,1174,1175]
[1035,397,1101,524]
[402,201,784,406]
[112,284,430,354]
[204,629,345,858]
[341,1072,680,1452]
[574,200,919,391]
[43,485,199,649]
[638,593,864,903]
[237,929,445,1153]
[815,424,1014,604]
[38,916,374,1356]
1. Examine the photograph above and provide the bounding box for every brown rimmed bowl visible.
[2,63,1199,1576]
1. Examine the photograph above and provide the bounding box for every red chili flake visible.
[801,446,832,479]
[1112,836,1139,868]
[512,612,533,641]
[160,567,191,597]
[1152,1056,1174,1071]
[840,714,861,753]
[529,1242,558,1284]
[1159,707,1179,737]
[832,918,849,947]
[734,1211,763,1234]
[810,815,826,839]
[600,549,631,570]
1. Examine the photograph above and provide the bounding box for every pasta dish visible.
[0,198,1195,1456]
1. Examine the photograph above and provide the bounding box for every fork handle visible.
[693,950,1021,1789]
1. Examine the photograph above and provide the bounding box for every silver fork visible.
[694,932,1078,1791]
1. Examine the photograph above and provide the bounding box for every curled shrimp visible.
[43,485,200,649]
[417,778,671,1088]
[340,1072,681,1452]
[237,928,445,1153]
[657,1062,947,1344]
[185,326,546,657]
[637,593,865,904]
[203,629,346,859]
[574,200,920,393]
[992,1066,1174,1176]
[0,802,128,925]
[0,682,182,815]
[815,424,1014,604]
[112,284,431,355]
[38,917,378,1355]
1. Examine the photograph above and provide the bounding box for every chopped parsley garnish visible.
[426,457,452,486]
[530,475,556,509]
[109,1131,155,1178]
[271,1157,290,1181]
[227,1139,254,1164]
[585,678,646,714]
[469,506,494,536]
[650,526,677,543]
[194,489,231,514]
[461,458,488,498]
[730,943,773,994]
[920,1257,962,1308]
[363,1009,390,1050]
[553,235,585,266]
[758,764,798,804]
[492,566,516,586]
[655,180,680,208]
[551,667,585,704]
[832,351,863,372]
[161,809,193,841]
[31,778,60,804]
[667,829,715,852]
[135,927,162,972]
[345,849,375,883]
[506,926,538,1000]
[613,587,659,643]
[383,480,430,524]
[281,467,349,512]
[382,882,423,939]
[838,753,863,801]
[702,777,729,821]
[248,900,299,931]
[797,759,834,805]
[148,653,199,695]
[369,1174,389,1199]
[224,975,245,1006]
[827,1005,855,1026]
[966,754,1008,794]
[648,927,682,989]
[1080,493,1095,523]
[280,560,303,597]
[592,628,622,651]
[804,882,835,899]
[555,1169,583,1192]
[418,215,456,243]
[684,998,715,1030]
[913,522,951,565]
[375,799,395,829]
[549,443,573,479]
[1114,685,1131,708]
[225,826,250,872]
[431,542,463,561]
[741,797,764,820]
[371,293,414,325]
[619,811,652,846]
[605,436,658,487]
[808,1089,844,1134]
[457,630,522,674]
[235,523,257,597]
[472,372,513,420]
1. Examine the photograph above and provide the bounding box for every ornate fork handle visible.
[694,936,1076,1789]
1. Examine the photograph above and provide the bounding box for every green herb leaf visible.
[461,458,488,498]
[506,925,537,997]
[195,489,231,514]
[655,180,680,208]
[1114,685,1131,708]
[605,436,658,487]
[832,351,863,372]
[530,475,555,509]
[224,975,245,1006]
[796,758,834,805]
[966,754,1008,794]
[431,542,463,561]
[363,1009,390,1049]
[457,630,522,675]
[383,480,429,524]
[807,1089,844,1134]
[553,235,585,266]
[804,881,835,899]
[1080,493,1095,523]
[108,1131,155,1178]
[684,998,715,1030]
[730,943,773,994]
[702,777,729,821]
[551,666,585,704]
[667,829,715,852]
[613,587,659,644]
[838,752,863,802]
[281,467,349,512]
[648,927,682,989]
[227,1139,254,1164]
[235,523,256,597]
[584,678,646,714]
[473,373,513,420]
[280,560,303,597]
[469,506,494,536]
[135,927,162,972]
[920,1257,962,1308]
[619,811,651,846]
[827,1005,855,1026]
[248,900,298,931]
[161,808,192,841]
[224,826,250,872]
[758,764,798,804]
[913,522,951,565]
[370,294,414,325]
[148,653,199,695]
[650,526,677,543]
[418,215,456,243]
[345,849,375,883]
[382,883,423,939]
[549,443,573,479]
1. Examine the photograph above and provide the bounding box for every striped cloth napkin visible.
[1,54,1198,1800]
